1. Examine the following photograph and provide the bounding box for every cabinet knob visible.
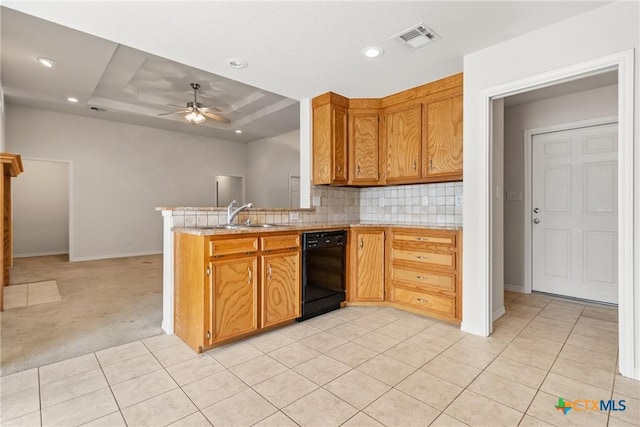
[359,238,364,249]
[336,165,341,172]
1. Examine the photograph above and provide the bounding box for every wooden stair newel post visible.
[0,153,24,311]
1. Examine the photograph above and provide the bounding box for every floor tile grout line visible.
[433,297,554,425]
[94,350,129,427]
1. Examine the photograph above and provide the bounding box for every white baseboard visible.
[493,306,506,322]
[14,251,69,258]
[460,321,490,337]
[504,283,525,293]
[70,250,162,262]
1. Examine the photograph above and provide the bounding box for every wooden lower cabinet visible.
[349,228,385,302]
[388,228,462,321]
[210,256,258,343]
[175,231,300,352]
[261,251,300,328]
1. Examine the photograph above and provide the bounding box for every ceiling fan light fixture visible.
[37,57,56,68]
[185,110,206,124]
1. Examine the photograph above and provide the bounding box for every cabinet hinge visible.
[206,267,211,276]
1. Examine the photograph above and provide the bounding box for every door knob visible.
[533,207,540,213]
[533,218,540,224]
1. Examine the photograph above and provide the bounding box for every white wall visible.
[462,1,638,378]
[0,85,5,152]
[245,130,300,208]
[13,159,69,257]
[504,84,618,290]
[6,104,248,260]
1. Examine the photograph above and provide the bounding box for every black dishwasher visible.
[298,230,347,321]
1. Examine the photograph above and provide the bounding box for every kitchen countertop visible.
[173,222,462,236]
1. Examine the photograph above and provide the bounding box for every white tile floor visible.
[1,292,639,427]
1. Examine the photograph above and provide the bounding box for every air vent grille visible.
[392,23,441,51]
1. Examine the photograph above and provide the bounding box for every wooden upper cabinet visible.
[348,110,379,185]
[384,104,422,183]
[312,93,348,185]
[423,94,463,181]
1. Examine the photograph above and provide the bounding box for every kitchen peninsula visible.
[160,203,462,353]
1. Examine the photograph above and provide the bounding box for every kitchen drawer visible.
[261,234,300,252]
[392,231,456,247]
[209,237,258,257]
[391,265,455,291]
[392,286,455,317]
[392,248,455,269]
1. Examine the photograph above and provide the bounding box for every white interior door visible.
[531,123,617,304]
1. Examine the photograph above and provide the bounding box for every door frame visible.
[523,117,619,295]
[474,49,635,378]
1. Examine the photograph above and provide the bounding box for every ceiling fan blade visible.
[167,103,188,109]
[203,111,231,123]
[158,110,189,116]
[200,106,222,113]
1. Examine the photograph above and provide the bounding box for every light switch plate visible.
[289,212,299,221]
[312,196,321,206]
[506,191,523,201]
[379,197,385,207]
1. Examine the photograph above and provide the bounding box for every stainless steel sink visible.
[241,223,279,228]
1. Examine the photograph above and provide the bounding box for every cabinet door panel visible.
[424,95,463,179]
[262,252,300,328]
[212,257,258,342]
[349,112,379,183]
[312,103,331,184]
[353,230,385,301]
[332,106,348,182]
[385,104,421,181]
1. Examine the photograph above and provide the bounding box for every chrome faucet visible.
[227,200,253,224]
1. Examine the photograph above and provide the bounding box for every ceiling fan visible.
[158,83,230,124]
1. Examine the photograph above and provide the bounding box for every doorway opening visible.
[475,50,635,379]
[13,158,71,260]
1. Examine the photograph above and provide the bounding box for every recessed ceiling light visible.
[37,57,56,68]
[226,58,248,69]
[67,97,79,103]
[361,46,384,58]
[235,130,242,134]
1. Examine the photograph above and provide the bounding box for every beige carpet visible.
[1,254,164,376]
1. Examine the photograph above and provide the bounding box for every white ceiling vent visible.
[391,23,441,51]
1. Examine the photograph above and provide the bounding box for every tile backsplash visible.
[167,182,462,227]
[360,182,463,226]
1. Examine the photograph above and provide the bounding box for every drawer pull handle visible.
[416,275,428,280]
[416,237,430,242]
[413,160,417,170]
[360,238,364,249]
[416,298,428,303]
[416,255,428,260]
[267,264,272,280]
[357,165,361,175]
[248,266,252,284]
